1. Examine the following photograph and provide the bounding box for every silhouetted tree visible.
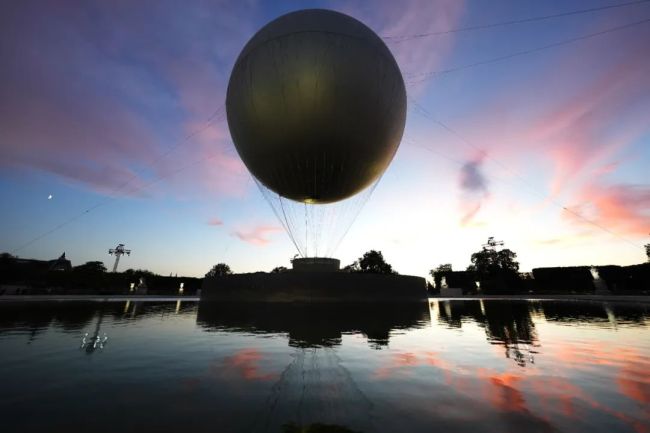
[0,252,16,268]
[56,261,109,292]
[356,250,397,274]
[429,264,452,288]
[271,266,288,273]
[0,252,16,261]
[645,243,650,262]
[342,261,360,272]
[497,249,519,272]
[205,263,232,277]
[123,268,156,279]
[0,253,19,284]
[73,261,107,274]
[467,241,521,294]
[468,248,518,277]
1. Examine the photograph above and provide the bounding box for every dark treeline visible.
[431,264,650,295]
[596,264,649,292]
[532,266,594,293]
[3,240,649,296]
[430,238,650,295]
[0,254,200,295]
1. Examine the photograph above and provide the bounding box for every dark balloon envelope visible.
[226,9,406,204]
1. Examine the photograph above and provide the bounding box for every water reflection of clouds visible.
[373,351,456,379]
[212,348,279,382]
[619,363,650,406]
[546,343,650,408]
[1,300,649,433]
[193,345,374,432]
[373,351,648,432]
[370,301,650,432]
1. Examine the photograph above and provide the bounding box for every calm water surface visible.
[1,300,649,433]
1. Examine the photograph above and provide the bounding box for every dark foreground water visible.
[0,300,649,433]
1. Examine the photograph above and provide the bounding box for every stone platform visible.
[201,271,428,302]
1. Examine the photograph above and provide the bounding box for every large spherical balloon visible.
[226,9,406,204]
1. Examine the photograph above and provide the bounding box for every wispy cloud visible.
[564,182,650,237]
[0,1,257,199]
[458,153,489,225]
[526,57,649,197]
[342,0,466,94]
[233,225,282,246]
[432,14,650,236]
[207,218,224,226]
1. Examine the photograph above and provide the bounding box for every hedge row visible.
[531,266,594,293]
[596,264,650,293]
[1,263,202,295]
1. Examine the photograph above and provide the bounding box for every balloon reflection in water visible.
[197,302,428,430]
[246,346,373,432]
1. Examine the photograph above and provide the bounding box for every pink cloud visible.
[1,2,469,203]
[525,58,649,197]
[174,122,250,198]
[564,182,650,237]
[233,224,282,246]
[207,217,224,226]
[537,21,647,194]
[415,14,650,238]
[443,12,649,184]
[0,2,256,200]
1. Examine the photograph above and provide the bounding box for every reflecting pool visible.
[1,300,649,433]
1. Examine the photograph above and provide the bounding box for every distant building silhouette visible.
[14,252,72,272]
[48,252,72,271]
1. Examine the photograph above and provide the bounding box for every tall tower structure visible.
[482,237,504,251]
[108,243,131,272]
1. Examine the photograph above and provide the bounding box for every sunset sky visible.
[1,0,649,278]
